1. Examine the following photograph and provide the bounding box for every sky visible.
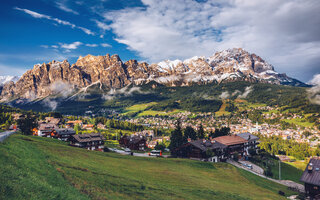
[0,0,319,82]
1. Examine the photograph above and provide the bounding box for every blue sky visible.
[0,0,319,82]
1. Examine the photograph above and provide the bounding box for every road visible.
[239,160,264,175]
[227,159,304,193]
[0,130,15,142]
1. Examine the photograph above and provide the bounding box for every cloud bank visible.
[307,74,320,105]
[102,86,148,100]
[219,86,253,99]
[42,81,75,110]
[103,0,320,81]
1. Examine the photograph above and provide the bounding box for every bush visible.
[155,143,166,151]
[233,152,239,161]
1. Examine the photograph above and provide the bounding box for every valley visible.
[1,1,320,199]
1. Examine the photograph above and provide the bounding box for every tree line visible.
[169,120,231,155]
[258,134,320,160]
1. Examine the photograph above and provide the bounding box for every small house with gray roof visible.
[237,132,259,156]
[173,138,227,162]
[300,158,320,199]
[70,133,105,151]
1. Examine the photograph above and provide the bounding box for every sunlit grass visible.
[0,134,298,200]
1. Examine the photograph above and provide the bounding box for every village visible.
[7,113,260,162]
[125,105,320,147]
[4,111,320,199]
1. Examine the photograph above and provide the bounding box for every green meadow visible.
[0,134,298,200]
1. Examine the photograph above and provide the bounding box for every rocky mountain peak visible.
[0,49,306,101]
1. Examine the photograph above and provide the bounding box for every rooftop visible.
[190,139,227,151]
[213,135,247,146]
[237,132,259,141]
[72,133,105,143]
[300,158,320,186]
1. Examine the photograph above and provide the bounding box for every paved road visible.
[227,159,304,193]
[0,130,15,142]
[239,160,264,175]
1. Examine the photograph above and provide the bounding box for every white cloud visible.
[14,7,51,19]
[219,91,230,99]
[42,81,75,110]
[14,7,94,35]
[101,43,111,48]
[78,27,94,35]
[40,42,102,51]
[238,86,253,99]
[104,0,320,82]
[102,86,147,100]
[307,74,320,105]
[50,81,74,97]
[94,20,110,39]
[95,20,110,31]
[42,98,58,110]
[56,1,79,15]
[59,41,83,50]
[85,44,98,47]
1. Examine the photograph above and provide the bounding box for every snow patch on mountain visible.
[0,76,20,86]
[157,60,182,72]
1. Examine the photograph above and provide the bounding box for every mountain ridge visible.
[0,48,307,101]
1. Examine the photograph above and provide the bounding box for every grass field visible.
[0,134,298,200]
[284,158,308,171]
[122,102,185,117]
[137,109,183,117]
[215,101,231,116]
[282,118,314,128]
[270,161,303,183]
[122,102,157,115]
[251,156,303,183]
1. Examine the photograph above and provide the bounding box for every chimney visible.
[202,139,206,144]
[211,140,215,144]
[308,163,313,173]
[187,138,191,142]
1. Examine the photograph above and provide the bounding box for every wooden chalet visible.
[300,158,320,199]
[174,138,227,162]
[213,135,247,159]
[174,135,251,162]
[35,123,58,137]
[70,133,105,151]
[119,135,147,151]
[66,120,83,128]
[82,124,94,130]
[237,132,259,156]
[45,117,61,125]
[51,128,76,141]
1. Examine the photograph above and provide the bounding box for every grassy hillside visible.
[251,154,304,183]
[0,134,298,200]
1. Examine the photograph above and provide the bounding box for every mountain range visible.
[0,48,307,101]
